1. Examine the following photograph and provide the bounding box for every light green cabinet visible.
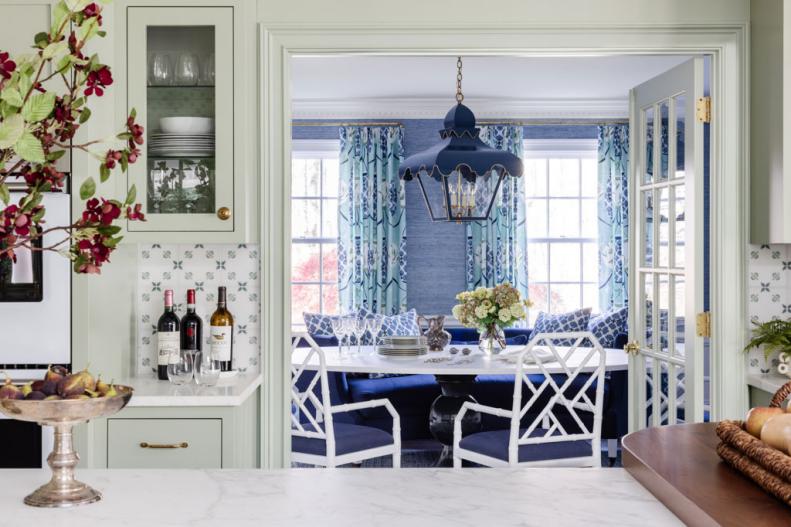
[117,1,256,242]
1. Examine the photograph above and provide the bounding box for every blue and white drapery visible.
[337,126,407,315]
[597,124,630,310]
[464,125,529,300]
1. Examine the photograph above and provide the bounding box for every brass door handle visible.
[139,442,188,449]
[624,340,640,356]
[217,207,231,220]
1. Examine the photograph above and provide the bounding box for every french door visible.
[628,58,706,431]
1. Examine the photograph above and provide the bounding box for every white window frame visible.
[523,139,599,320]
[291,139,340,328]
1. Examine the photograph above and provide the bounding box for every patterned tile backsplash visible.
[137,244,260,376]
[747,244,791,374]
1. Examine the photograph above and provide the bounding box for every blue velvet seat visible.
[292,422,396,457]
[458,428,592,463]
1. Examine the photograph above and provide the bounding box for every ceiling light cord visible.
[456,56,464,104]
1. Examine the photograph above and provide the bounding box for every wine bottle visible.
[156,289,180,381]
[210,286,234,372]
[180,289,202,356]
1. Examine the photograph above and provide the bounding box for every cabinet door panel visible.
[107,418,222,468]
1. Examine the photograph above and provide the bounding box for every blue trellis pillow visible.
[588,306,628,348]
[376,309,420,337]
[531,308,593,345]
[303,308,420,344]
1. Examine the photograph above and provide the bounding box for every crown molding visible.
[291,96,629,120]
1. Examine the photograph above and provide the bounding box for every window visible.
[523,139,599,324]
[291,140,340,327]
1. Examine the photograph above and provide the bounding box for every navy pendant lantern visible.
[399,57,524,222]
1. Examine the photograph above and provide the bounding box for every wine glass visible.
[352,317,367,354]
[175,53,199,85]
[149,53,173,86]
[342,315,357,355]
[167,349,194,385]
[330,317,347,355]
[195,351,221,387]
[365,315,383,347]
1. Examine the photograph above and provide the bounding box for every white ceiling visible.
[290,55,692,119]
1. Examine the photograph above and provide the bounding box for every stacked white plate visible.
[149,131,215,158]
[377,335,428,358]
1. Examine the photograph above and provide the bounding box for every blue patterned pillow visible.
[531,308,592,345]
[302,309,367,339]
[377,309,420,337]
[588,306,628,348]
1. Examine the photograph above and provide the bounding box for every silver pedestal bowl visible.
[0,386,133,508]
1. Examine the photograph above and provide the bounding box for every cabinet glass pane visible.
[146,25,216,215]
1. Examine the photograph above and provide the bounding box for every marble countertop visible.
[0,468,680,526]
[115,373,261,407]
[746,371,790,395]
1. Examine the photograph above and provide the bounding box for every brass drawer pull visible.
[139,442,189,449]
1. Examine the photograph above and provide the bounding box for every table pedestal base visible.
[429,375,481,466]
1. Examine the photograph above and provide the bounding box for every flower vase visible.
[479,325,506,357]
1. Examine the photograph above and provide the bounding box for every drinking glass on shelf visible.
[200,53,215,85]
[195,351,221,387]
[175,53,199,85]
[167,349,194,385]
[149,53,173,86]
[352,317,367,354]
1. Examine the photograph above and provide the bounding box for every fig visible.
[25,391,46,400]
[44,365,68,384]
[0,375,23,400]
[20,382,32,397]
[40,379,57,396]
[57,368,95,397]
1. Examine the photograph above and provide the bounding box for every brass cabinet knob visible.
[217,207,231,220]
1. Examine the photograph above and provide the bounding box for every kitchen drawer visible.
[107,418,221,469]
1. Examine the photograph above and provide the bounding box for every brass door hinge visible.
[696,96,711,123]
[696,311,711,338]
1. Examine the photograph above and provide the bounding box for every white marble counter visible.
[0,468,681,526]
[746,371,789,395]
[115,373,261,407]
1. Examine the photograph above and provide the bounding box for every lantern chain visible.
[456,56,464,104]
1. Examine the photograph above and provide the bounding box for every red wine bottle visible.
[180,289,202,355]
[157,290,180,381]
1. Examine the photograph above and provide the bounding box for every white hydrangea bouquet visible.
[451,282,532,355]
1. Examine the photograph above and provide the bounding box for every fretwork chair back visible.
[453,331,606,467]
[291,333,401,468]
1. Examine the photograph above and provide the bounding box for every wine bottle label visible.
[157,331,180,365]
[210,325,233,361]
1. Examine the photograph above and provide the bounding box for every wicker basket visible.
[716,380,791,506]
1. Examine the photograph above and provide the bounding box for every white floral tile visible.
[136,243,261,376]
[747,244,791,374]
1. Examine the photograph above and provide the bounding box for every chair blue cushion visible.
[292,422,394,457]
[588,306,628,348]
[453,335,530,347]
[459,427,592,463]
[531,308,592,344]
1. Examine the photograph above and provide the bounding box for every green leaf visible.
[99,163,110,182]
[41,40,67,60]
[0,114,25,149]
[79,177,96,200]
[47,149,66,161]
[14,131,45,163]
[51,2,70,36]
[1,87,23,108]
[31,208,46,223]
[0,184,9,206]
[65,0,91,11]
[120,151,128,172]
[129,108,137,120]
[125,184,137,205]
[79,107,91,124]
[21,92,55,122]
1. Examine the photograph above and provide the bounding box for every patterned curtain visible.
[464,125,528,300]
[337,126,407,315]
[598,124,630,310]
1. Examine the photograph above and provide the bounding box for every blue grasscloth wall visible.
[293,120,598,315]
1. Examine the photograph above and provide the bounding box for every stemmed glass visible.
[365,315,383,348]
[352,317,367,354]
[330,317,346,355]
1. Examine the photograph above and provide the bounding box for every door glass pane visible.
[644,106,655,184]
[645,355,655,427]
[549,244,581,282]
[674,94,686,180]
[548,159,580,197]
[547,199,579,237]
[658,100,670,181]
[643,273,654,347]
[643,191,654,267]
[146,26,216,215]
[658,274,670,352]
[658,187,670,267]
[673,276,686,358]
[675,185,686,268]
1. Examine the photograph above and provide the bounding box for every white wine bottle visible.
[210,286,234,372]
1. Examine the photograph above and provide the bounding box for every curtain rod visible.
[292,121,404,127]
[291,119,627,127]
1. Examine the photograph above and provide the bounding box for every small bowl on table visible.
[159,117,215,134]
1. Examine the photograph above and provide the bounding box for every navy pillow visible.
[588,306,628,348]
[531,308,592,345]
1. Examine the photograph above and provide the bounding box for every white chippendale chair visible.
[291,333,401,468]
[453,331,606,468]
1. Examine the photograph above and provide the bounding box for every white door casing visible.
[628,58,706,432]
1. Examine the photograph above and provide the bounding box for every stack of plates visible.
[377,336,428,358]
[148,132,215,158]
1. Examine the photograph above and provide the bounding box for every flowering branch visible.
[0,0,145,274]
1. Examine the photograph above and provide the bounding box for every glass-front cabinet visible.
[126,7,235,234]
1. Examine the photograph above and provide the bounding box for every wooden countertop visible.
[623,423,791,526]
